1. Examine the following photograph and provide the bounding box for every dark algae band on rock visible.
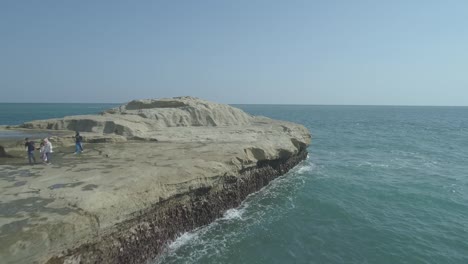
[0,97,311,264]
[47,150,308,264]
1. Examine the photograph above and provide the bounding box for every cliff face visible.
[0,97,311,264]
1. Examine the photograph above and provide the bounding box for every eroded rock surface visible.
[21,97,253,137]
[0,97,311,264]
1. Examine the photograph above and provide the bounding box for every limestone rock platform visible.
[0,97,311,264]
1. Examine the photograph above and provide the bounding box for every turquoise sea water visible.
[2,104,468,263]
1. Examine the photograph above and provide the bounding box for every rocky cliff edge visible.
[0,97,311,264]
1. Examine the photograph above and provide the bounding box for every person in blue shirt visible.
[74,132,84,154]
[24,138,36,164]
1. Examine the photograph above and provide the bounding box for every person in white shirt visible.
[43,138,53,164]
[39,142,47,163]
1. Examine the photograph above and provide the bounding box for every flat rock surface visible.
[0,98,311,263]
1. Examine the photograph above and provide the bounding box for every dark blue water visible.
[2,104,468,263]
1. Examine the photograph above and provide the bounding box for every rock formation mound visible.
[21,97,252,137]
[104,96,252,126]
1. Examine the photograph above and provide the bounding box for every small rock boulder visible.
[0,146,12,158]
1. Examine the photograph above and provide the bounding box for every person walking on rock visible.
[43,138,53,164]
[39,141,47,163]
[74,132,83,154]
[24,138,36,164]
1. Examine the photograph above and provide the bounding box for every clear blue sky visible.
[1,0,467,105]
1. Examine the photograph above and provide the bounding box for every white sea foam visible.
[296,163,315,174]
[168,232,198,251]
[357,161,390,168]
[288,157,316,175]
[222,208,244,220]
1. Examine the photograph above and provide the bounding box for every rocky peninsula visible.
[0,97,311,264]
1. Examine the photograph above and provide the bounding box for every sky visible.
[1,0,468,105]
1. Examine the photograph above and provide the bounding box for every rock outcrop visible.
[0,97,311,264]
[0,146,12,158]
[21,97,253,137]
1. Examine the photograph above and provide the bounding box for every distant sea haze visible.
[2,103,468,264]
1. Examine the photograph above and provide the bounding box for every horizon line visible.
[1,102,468,107]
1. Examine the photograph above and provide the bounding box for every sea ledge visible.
[0,97,311,264]
[48,149,308,264]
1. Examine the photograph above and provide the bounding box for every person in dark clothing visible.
[74,132,83,154]
[24,138,36,164]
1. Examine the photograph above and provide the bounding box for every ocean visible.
[2,104,468,264]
